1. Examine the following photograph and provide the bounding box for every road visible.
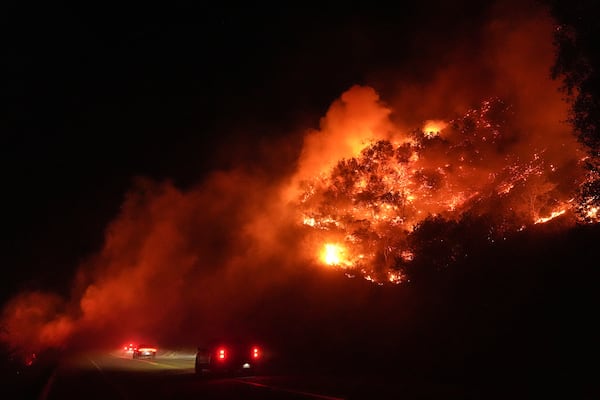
[36,349,352,400]
[25,348,477,400]
[10,347,578,399]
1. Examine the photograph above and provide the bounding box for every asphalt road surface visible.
[37,349,349,400]
[30,348,467,400]
[8,347,585,400]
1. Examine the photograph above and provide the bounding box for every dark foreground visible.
[1,345,597,400]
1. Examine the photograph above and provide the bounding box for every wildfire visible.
[294,93,592,284]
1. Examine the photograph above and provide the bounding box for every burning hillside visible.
[291,92,594,284]
[282,4,600,284]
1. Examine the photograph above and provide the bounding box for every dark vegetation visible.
[0,345,59,399]
[251,220,598,394]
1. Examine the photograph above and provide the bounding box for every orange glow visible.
[295,83,587,283]
[388,271,406,284]
[585,206,599,221]
[320,243,345,266]
[422,120,448,138]
[400,250,414,262]
[534,209,567,224]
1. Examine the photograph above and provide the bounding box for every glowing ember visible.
[586,206,599,220]
[400,250,414,262]
[387,271,406,284]
[576,167,600,223]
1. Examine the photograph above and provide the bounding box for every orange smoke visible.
[1,291,74,350]
[1,173,302,354]
[287,86,398,195]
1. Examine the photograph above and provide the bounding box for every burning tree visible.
[294,96,590,284]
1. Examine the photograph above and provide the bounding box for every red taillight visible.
[252,347,260,359]
[217,348,226,360]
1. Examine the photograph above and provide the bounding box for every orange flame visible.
[534,208,568,224]
[320,243,346,266]
[422,120,448,138]
[294,83,587,283]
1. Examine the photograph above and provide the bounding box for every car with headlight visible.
[132,344,157,359]
[195,340,264,377]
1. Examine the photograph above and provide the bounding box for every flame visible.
[422,120,448,138]
[387,271,406,284]
[534,207,569,224]
[294,88,589,283]
[320,243,346,266]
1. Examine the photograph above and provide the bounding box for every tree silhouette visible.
[546,0,600,220]
[546,0,600,151]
